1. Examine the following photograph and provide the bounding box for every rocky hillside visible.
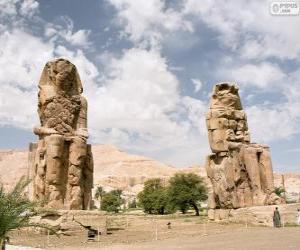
[92,145,205,200]
[0,145,299,203]
[0,149,29,190]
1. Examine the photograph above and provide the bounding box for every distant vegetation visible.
[95,173,208,215]
[137,173,208,216]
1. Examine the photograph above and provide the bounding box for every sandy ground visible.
[8,214,300,250]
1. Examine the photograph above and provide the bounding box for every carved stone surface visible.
[205,83,283,209]
[28,58,93,210]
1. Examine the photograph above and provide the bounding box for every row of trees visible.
[95,173,208,216]
[138,173,207,216]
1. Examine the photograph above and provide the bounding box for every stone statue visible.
[28,58,93,210]
[205,82,282,209]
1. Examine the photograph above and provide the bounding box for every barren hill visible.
[0,145,299,202]
[92,145,204,199]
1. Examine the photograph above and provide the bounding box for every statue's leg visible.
[31,140,44,201]
[67,137,87,209]
[243,145,265,206]
[83,144,93,209]
[44,134,65,209]
[259,147,275,193]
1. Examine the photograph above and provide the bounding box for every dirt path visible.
[97,227,300,250]
[9,215,300,250]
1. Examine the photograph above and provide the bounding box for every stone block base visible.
[30,210,107,235]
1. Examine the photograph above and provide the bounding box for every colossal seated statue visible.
[29,58,93,210]
[205,83,282,209]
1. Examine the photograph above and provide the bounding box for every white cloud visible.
[86,48,208,165]
[0,85,36,129]
[0,0,39,20]
[108,0,193,49]
[0,0,18,18]
[183,0,300,61]
[220,62,286,88]
[19,0,39,18]
[245,69,300,143]
[45,17,91,48]
[89,48,182,139]
[246,105,297,143]
[0,30,54,89]
[191,78,203,93]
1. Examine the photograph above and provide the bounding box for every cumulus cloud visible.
[107,0,193,49]
[45,17,91,48]
[19,0,39,18]
[245,68,300,143]
[183,0,300,61]
[219,62,286,88]
[0,30,54,128]
[86,48,208,165]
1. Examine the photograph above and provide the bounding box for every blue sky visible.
[0,0,299,172]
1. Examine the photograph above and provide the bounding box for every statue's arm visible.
[33,126,58,136]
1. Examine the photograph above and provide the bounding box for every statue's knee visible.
[69,139,87,165]
[45,134,65,158]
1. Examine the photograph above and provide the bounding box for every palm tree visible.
[94,186,105,209]
[0,177,51,250]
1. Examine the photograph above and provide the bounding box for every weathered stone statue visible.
[205,82,282,209]
[28,58,93,210]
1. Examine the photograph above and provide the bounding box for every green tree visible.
[94,186,105,208]
[168,173,208,216]
[100,190,123,213]
[137,178,169,215]
[274,186,285,197]
[0,177,52,249]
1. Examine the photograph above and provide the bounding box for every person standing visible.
[297,209,300,225]
[273,207,281,228]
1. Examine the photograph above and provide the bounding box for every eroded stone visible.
[28,58,93,210]
[205,82,283,209]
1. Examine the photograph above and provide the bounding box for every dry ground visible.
[9,214,300,250]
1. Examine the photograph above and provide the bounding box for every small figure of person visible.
[297,209,300,225]
[273,207,281,228]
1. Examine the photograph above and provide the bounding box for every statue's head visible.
[210,82,242,110]
[39,58,83,95]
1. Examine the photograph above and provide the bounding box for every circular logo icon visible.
[272,3,280,13]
